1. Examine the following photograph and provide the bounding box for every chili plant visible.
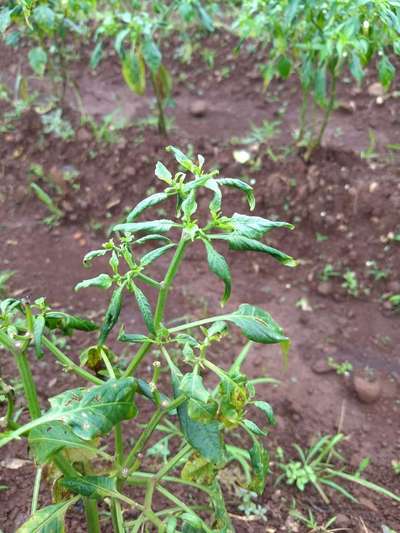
[235,0,400,159]
[92,1,214,135]
[0,146,296,532]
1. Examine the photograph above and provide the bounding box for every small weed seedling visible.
[290,506,346,533]
[0,146,298,532]
[276,434,400,505]
[392,460,400,475]
[327,357,353,377]
[342,270,359,297]
[320,264,340,282]
[0,271,15,298]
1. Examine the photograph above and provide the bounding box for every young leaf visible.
[99,284,124,344]
[230,213,294,239]
[90,41,103,69]
[118,330,151,344]
[0,9,12,34]
[126,192,169,222]
[29,421,102,464]
[45,312,98,333]
[33,314,45,359]
[214,234,297,267]
[122,51,146,95]
[277,56,292,79]
[82,249,108,267]
[17,498,78,533]
[142,38,162,73]
[132,285,155,334]
[166,146,195,172]
[242,419,266,436]
[75,274,113,291]
[140,243,176,266]
[113,220,176,235]
[188,398,218,423]
[155,161,172,183]
[203,241,231,305]
[32,5,56,32]
[181,191,197,220]
[179,373,209,403]
[216,178,255,210]
[224,304,288,345]
[28,46,47,76]
[169,362,224,464]
[253,401,275,425]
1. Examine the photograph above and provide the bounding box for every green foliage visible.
[0,147,295,532]
[235,0,400,158]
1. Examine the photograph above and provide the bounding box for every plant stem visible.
[111,423,125,533]
[41,336,103,385]
[305,74,337,161]
[31,466,42,514]
[14,350,41,419]
[150,73,167,136]
[123,236,188,378]
[298,87,309,143]
[84,497,102,533]
[137,272,162,289]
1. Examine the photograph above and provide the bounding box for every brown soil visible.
[1,31,400,533]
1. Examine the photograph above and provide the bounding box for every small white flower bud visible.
[363,20,370,31]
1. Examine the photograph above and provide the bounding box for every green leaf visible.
[224,304,288,345]
[188,399,218,423]
[140,244,175,266]
[166,146,195,172]
[253,401,275,425]
[216,178,255,210]
[99,285,124,344]
[378,55,395,90]
[45,312,98,333]
[248,440,269,495]
[0,9,12,34]
[181,190,197,220]
[82,249,108,267]
[169,363,224,464]
[114,28,130,57]
[113,219,176,235]
[142,38,162,73]
[132,285,154,334]
[180,373,209,402]
[33,314,45,359]
[122,51,146,95]
[28,47,47,76]
[154,64,172,100]
[203,241,231,305]
[214,234,297,267]
[195,1,214,32]
[118,329,151,344]
[17,498,78,533]
[315,65,327,106]
[155,161,172,183]
[90,41,103,69]
[242,419,266,436]
[33,5,56,32]
[230,213,294,239]
[135,234,171,245]
[349,53,364,83]
[126,192,169,222]
[75,274,113,291]
[29,421,101,464]
[61,475,121,501]
[205,179,222,214]
[277,56,292,79]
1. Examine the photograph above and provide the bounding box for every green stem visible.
[123,236,188,378]
[31,466,42,514]
[298,87,309,143]
[168,314,227,334]
[41,336,103,385]
[84,497,102,533]
[154,237,188,329]
[14,351,41,419]
[111,423,125,532]
[155,443,191,482]
[150,73,167,136]
[137,272,162,289]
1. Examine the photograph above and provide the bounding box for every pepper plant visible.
[235,0,400,159]
[92,1,214,135]
[0,146,297,532]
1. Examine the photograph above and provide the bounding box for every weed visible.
[30,182,63,225]
[327,357,353,377]
[290,506,346,532]
[40,109,75,140]
[360,129,379,160]
[320,264,340,281]
[366,260,390,281]
[276,434,399,505]
[0,271,15,297]
[392,460,400,475]
[342,270,359,297]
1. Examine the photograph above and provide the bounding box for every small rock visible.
[334,514,351,529]
[317,281,333,296]
[189,100,207,118]
[358,496,379,513]
[312,359,334,375]
[388,280,400,293]
[337,100,357,113]
[77,128,92,142]
[61,200,73,212]
[353,373,382,404]
[368,82,385,97]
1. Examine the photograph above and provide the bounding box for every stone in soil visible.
[312,359,334,374]
[317,281,334,296]
[353,372,382,404]
[189,100,208,118]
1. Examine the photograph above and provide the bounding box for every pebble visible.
[353,373,382,404]
[317,281,333,296]
[368,82,385,97]
[189,99,208,118]
[335,514,351,529]
[312,359,334,374]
